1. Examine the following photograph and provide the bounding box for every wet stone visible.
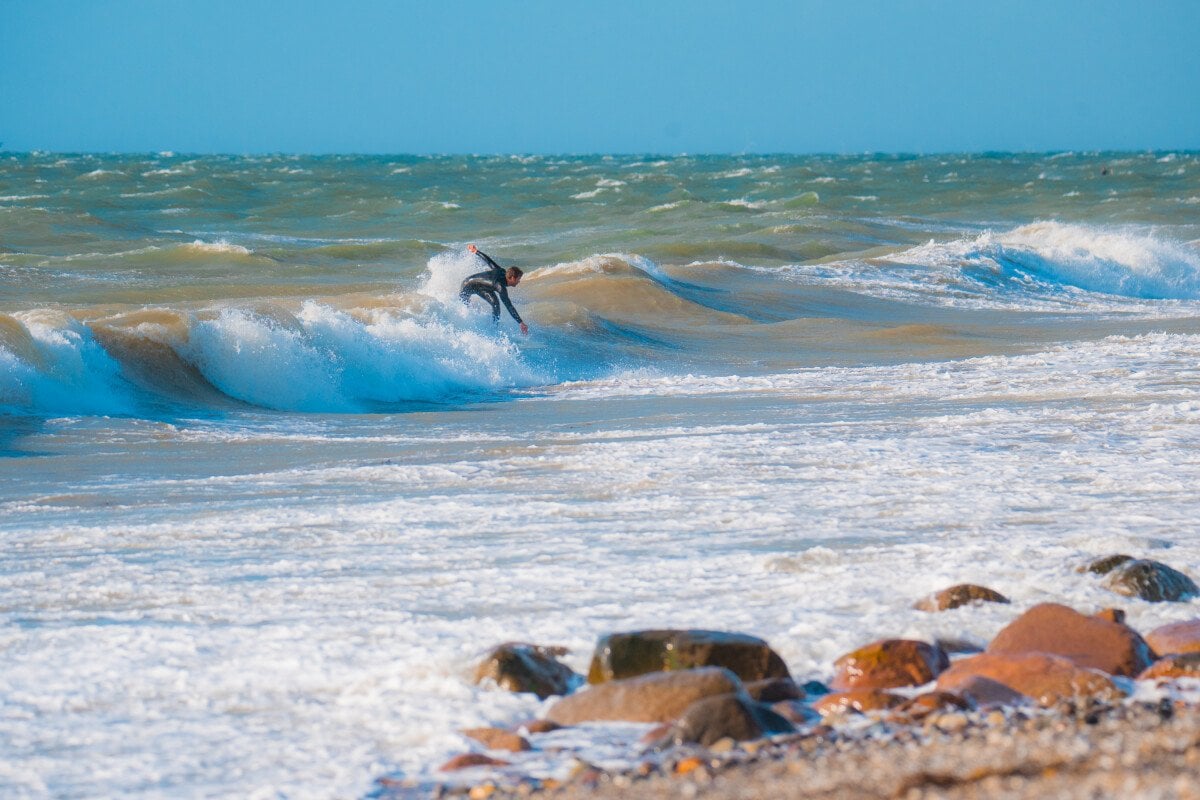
[1145,619,1200,655]
[654,693,795,747]
[914,584,1010,612]
[830,639,949,690]
[812,689,907,715]
[587,629,790,684]
[1080,554,1134,575]
[547,666,743,725]
[1101,559,1199,602]
[987,602,1155,677]
[1139,652,1200,680]
[473,643,578,699]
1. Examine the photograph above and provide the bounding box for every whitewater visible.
[3,152,1200,798]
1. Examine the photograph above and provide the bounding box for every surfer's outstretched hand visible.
[520,322,529,336]
[467,243,478,254]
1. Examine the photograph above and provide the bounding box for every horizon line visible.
[4,148,1199,159]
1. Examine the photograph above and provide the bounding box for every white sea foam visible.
[183,239,253,256]
[4,332,1200,796]
[183,302,538,411]
[775,221,1200,312]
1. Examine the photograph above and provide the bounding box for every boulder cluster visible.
[435,555,1200,784]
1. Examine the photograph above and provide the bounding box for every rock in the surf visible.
[474,642,578,699]
[439,753,510,771]
[586,629,790,684]
[1138,652,1200,680]
[829,639,949,690]
[461,727,531,753]
[1079,554,1134,575]
[937,652,1122,706]
[987,602,1155,676]
[1101,559,1199,602]
[914,583,1010,612]
[1145,619,1200,655]
[652,693,795,747]
[546,666,743,725]
[812,688,907,715]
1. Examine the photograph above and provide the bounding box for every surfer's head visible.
[506,267,524,287]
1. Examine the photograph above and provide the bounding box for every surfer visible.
[460,244,529,335]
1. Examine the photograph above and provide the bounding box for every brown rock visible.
[940,674,1029,708]
[1094,608,1126,624]
[812,689,906,715]
[937,652,1123,706]
[914,584,1010,612]
[461,728,531,753]
[892,691,973,721]
[1080,554,1133,575]
[1138,652,1200,680]
[473,643,577,699]
[439,753,510,771]
[545,666,743,725]
[1101,559,1199,602]
[1145,620,1200,655]
[586,629,790,684]
[744,677,804,703]
[830,639,949,690]
[514,719,562,735]
[987,602,1155,676]
[654,693,795,747]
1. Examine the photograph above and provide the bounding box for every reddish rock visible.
[439,753,510,771]
[514,719,562,734]
[830,639,949,690]
[1094,608,1126,624]
[987,602,1155,677]
[1145,619,1200,656]
[812,689,906,715]
[939,674,1029,708]
[653,693,795,747]
[587,629,790,684]
[744,677,804,703]
[546,666,743,725]
[474,643,577,699]
[914,584,1010,612]
[1138,652,1200,680]
[461,727,531,753]
[891,691,973,721]
[937,652,1123,707]
[1102,559,1199,602]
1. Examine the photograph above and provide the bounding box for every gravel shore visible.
[408,701,1200,800]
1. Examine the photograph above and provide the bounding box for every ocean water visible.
[3,151,1200,797]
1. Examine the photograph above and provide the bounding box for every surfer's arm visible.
[498,284,523,326]
[467,244,502,271]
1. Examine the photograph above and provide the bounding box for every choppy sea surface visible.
[3,152,1200,797]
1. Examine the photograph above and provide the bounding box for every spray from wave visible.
[778,221,1200,311]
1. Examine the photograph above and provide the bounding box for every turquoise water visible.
[2,152,1200,797]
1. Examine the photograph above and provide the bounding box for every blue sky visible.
[3,0,1198,154]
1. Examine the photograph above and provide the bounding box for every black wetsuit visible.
[459,250,523,325]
